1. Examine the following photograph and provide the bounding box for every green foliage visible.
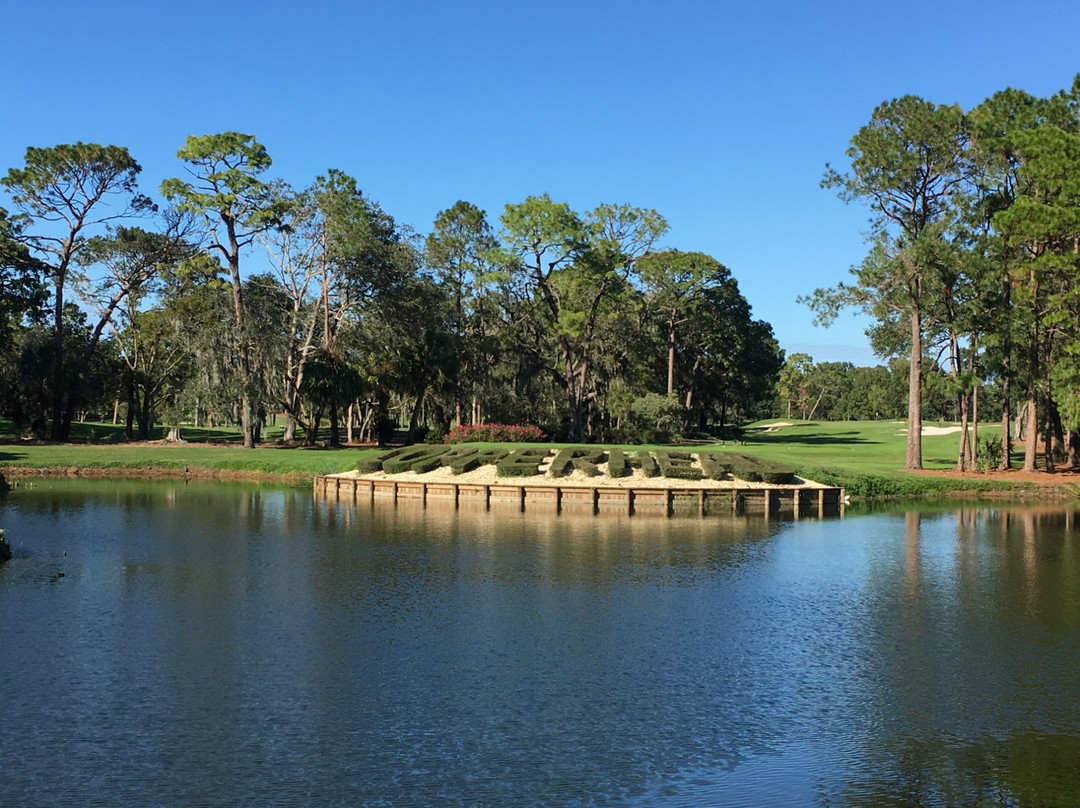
[496,448,550,477]
[698,452,731,481]
[628,392,682,439]
[356,453,387,473]
[161,133,275,223]
[975,436,1002,473]
[409,446,452,473]
[654,451,702,480]
[3,143,150,218]
[607,448,628,478]
[548,447,605,477]
[382,446,441,474]
[450,448,509,474]
[714,452,797,484]
[796,464,1006,499]
[636,451,660,477]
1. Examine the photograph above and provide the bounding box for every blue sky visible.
[3,0,1078,365]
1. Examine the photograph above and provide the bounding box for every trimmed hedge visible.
[607,448,628,478]
[451,448,509,474]
[713,452,796,485]
[609,449,660,478]
[655,451,702,480]
[358,445,795,486]
[383,446,449,474]
[497,448,551,477]
[357,448,397,473]
[548,447,605,478]
[357,445,505,475]
[637,451,660,477]
[698,452,732,481]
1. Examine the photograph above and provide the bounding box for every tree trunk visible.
[49,272,67,442]
[999,278,1012,469]
[1049,399,1065,464]
[1044,399,1055,473]
[971,384,979,467]
[407,390,426,444]
[1023,392,1037,472]
[563,348,584,442]
[223,220,256,449]
[905,310,923,469]
[999,386,1012,470]
[955,389,971,472]
[328,403,340,447]
[136,394,152,440]
[666,320,676,396]
[303,409,321,446]
[125,390,135,440]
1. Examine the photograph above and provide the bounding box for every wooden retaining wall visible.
[313,476,845,519]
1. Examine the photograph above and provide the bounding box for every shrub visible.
[628,392,683,440]
[445,423,548,444]
[496,448,551,477]
[698,452,733,481]
[655,451,702,480]
[720,452,796,485]
[607,448,628,478]
[636,451,660,477]
[357,447,407,473]
[449,448,509,474]
[409,446,452,473]
[383,446,447,474]
[423,426,448,444]
[549,447,605,477]
[975,436,1001,473]
[609,449,663,478]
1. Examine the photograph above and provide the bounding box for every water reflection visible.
[1,481,1079,806]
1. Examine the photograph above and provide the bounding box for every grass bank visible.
[2,418,1076,500]
[0,421,357,483]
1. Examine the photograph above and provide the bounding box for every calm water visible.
[1,480,1079,807]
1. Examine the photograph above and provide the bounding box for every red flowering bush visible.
[445,423,548,444]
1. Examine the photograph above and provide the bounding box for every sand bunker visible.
[898,425,965,436]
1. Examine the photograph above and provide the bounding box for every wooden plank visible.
[320,476,845,519]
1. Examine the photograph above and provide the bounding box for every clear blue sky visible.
[3,0,1078,365]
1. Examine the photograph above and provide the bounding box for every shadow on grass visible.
[0,450,27,462]
[746,430,878,447]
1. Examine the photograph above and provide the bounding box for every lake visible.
[1,479,1079,806]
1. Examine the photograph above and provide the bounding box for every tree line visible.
[807,75,1080,472]
[0,134,781,446]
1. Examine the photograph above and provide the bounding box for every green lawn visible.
[731,419,985,476]
[0,420,357,478]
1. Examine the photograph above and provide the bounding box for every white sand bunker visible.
[898,425,965,436]
[753,422,793,432]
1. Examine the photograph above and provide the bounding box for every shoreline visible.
[0,462,1077,502]
[0,465,313,485]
